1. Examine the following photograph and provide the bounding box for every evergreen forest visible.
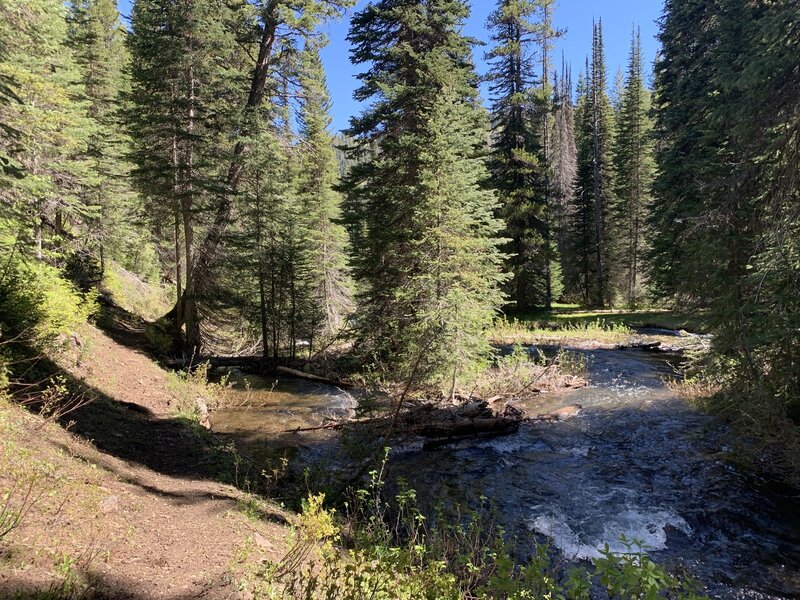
[0,0,798,598]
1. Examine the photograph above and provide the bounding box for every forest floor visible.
[0,311,291,599]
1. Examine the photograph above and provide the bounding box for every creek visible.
[211,345,800,599]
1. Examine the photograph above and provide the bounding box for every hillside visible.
[0,317,289,599]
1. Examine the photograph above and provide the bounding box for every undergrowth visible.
[102,261,171,323]
[471,344,586,400]
[670,351,800,487]
[245,452,707,600]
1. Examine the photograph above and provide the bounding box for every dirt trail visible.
[0,313,290,599]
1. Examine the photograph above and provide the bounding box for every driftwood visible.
[281,394,583,452]
[275,366,354,388]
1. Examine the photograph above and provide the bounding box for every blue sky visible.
[116,0,665,133]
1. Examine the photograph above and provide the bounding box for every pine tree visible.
[296,46,353,343]
[177,0,353,353]
[649,0,717,300]
[234,111,300,361]
[486,0,555,311]
[570,21,615,306]
[67,0,138,276]
[551,59,577,299]
[343,0,507,390]
[0,1,23,182]
[127,0,247,350]
[0,0,92,264]
[652,0,800,425]
[613,27,654,307]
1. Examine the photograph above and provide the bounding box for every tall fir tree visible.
[67,0,140,277]
[648,0,717,301]
[570,21,615,306]
[0,0,92,264]
[343,0,507,390]
[612,27,654,307]
[127,0,248,351]
[296,46,353,343]
[652,0,800,419]
[550,59,578,298]
[485,0,555,311]
[529,1,564,308]
[176,0,353,353]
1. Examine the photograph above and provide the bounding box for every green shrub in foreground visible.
[258,455,707,600]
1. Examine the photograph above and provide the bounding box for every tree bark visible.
[171,2,280,350]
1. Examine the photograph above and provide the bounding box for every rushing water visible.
[211,349,800,599]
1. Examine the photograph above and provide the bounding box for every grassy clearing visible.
[489,307,710,347]
[519,307,709,333]
[490,316,634,346]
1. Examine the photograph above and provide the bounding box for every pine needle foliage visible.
[612,28,654,308]
[343,0,507,391]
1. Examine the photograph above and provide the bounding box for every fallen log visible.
[275,366,354,388]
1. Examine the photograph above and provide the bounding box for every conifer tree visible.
[178,0,353,353]
[652,0,800,421]
[343,0,506,390]
[613,28,654,307]
[0,0,92,263]
[570,21,615,306]
[550,60,577,297]
[649,0,718,301]
[127,0,247,350]
[532,0,564,308]
[0,1,23,182]
[233,112,300,361]
[485,0,542,312]
[67,0,139,276]
[296,46,353,342]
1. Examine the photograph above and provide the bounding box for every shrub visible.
[262,453,707,600]
[0,259,97,350]
[144,319,174,356]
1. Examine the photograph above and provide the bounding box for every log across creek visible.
[282,396,583,449]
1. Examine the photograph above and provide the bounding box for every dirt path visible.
[0,315,291,599]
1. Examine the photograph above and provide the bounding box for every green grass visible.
[490,307,710,346]
[511,307,709,333]
[490,317,634,345]
[102,261,172,322]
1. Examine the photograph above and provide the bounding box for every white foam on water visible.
[478,436,550,454]
[562,445,590,457]
[527,506,692,560]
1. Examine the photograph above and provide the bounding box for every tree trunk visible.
[174,4,279,347]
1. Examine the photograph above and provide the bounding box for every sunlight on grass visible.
[506,307,710,334]
[489,317,633,345]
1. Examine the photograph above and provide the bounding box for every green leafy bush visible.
[144,320,174,356]
[0,259,97,350]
